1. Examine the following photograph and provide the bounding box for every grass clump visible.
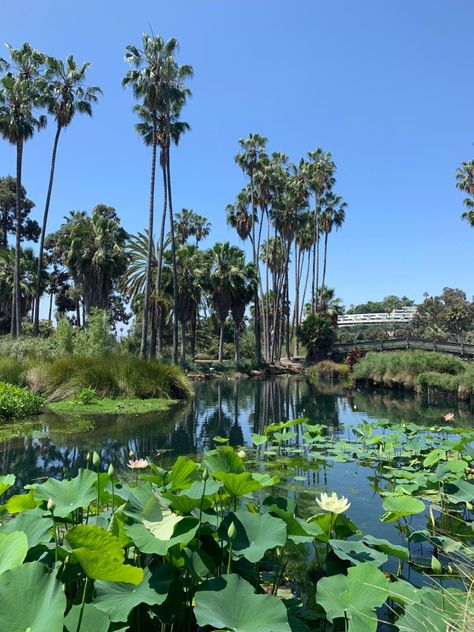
[307,360,351,384]
[49,396,177,415]
[353,350,474,399]
[0,382,44,419]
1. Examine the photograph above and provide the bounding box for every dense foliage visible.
[353,350,474,400]
[0,416,473,631]
[0,381,43,419]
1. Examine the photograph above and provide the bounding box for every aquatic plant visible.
[0,381,44,419]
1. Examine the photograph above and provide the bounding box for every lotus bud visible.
[276,547,281,558]
[108,464,114,477]
[129,449,135,458]
[237,450,246,459]
[202,467,209,481]
[92,451,101,467]
[86,452,90,462]
[227,521,236,540]
[47,497,55,512]
[64,556,69,565]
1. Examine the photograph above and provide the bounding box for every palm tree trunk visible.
[34,124,62,335]
[293,242,300,356]
[285,246,291,360]
[234,321,240,365]
[155,159,168,354]
[180,321,186,364]
[300,248,311,324]
[140,114,158,358]
[48,291,53,322]
[250,174,262,365]
[320,231,329,305]
[311,193,319,314]
[12,140,24,338]
[218,321,224,363]
[190,305,197,358]
[166,152,179,364]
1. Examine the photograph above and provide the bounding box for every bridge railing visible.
[332,338,474,358]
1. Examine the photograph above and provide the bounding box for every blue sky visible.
[1,0,473,309]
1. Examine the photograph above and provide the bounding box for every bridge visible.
[338,306,417,327]
[332,338,474,358]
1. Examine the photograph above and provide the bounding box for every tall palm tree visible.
[33,55,101,334]
[226,189,253,241]
[235,133,267,364]
[319,192,347,302]
[230,261,256,364]
[123,34,180,358]
[0,43,46,337]
[305,149,335,314]
[456,160,474,227]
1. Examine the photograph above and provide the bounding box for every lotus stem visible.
[75,577,89,632]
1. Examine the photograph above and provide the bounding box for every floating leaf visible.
[380,495,425,522]
[195,573,291,632]
[316,563,388,632]
[329,539,387,567]
[362,535,409,561]
[0,531,28,574]
[0,561,66,632]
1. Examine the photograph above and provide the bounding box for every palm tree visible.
[230,261,256,364]
[194,213,211,247]
[0,246,47,323]
[226,189,253,241]
[33,55,101,334]
[0,43,46,337]
[123,34,181,358]
[305,149,336,314]
[456,160,474,227]
[205,242,248,363]
[319,192,347,302]
[235,133,268,364]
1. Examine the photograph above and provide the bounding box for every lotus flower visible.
[443,412,454,422]
[127,458,149,469]
[237,450,246,459]
[316,491,351,514]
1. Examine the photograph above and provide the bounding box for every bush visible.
[0,382,44,419]
[0,335,57,361]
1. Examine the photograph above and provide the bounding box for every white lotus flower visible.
[237,450,246,459]
[316,491,351,514]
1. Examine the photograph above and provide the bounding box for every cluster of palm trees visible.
[228,134,347,363]
[0,42,101,337]
[456,160,474,227]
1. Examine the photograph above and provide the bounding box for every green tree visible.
[0,42,46,337]
[33,54,101,335]
[413,287,474,342]
[0,175,39,247]
[297,313,337,364]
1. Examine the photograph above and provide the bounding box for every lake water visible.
[1,376,473,571]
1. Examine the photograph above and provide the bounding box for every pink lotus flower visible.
[443,412,454,422]
[127,458,149,469]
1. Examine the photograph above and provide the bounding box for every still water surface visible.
[1,377,472,555]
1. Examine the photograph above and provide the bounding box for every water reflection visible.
[0,378,473,495]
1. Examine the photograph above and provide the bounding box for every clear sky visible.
[1,0,473,309]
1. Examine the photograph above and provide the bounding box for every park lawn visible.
[48,397,178,415]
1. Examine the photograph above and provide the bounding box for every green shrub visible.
[0,336,57,361]
[0,356,29,386]
[76,387,97,405]
[308,360,351,384]
[56,318,74,355]
[0,382,44,419]
[74,309,115,356]
[297,314,337,363]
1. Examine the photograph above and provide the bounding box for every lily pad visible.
[32,468,97,518]
[220,510,287,563]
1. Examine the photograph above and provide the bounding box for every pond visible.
[1,377,472,550]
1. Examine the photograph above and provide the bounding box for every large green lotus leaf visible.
[316,563,388,632]
[0,507,53,548]
[220,510,287,563]
[251,472,280,487]
[203,447,244,474]
[162,490,204,514]
[33,468,97,517]
[268,505,323,544]
[124,483,171,524]
[0,473,15,496]
[0,561,66,632]
[126,516,199,556]
[73,548,143,584]
[94,561,174,622]
[395,586,464,632]
[175,478,222,500]
[167,456,198,490]
[65,525,125,561]
[0,531,28,574]
[380,495,425,522]
[444,479,474,503]
[329,539,387,567]
[5,489,39,513]
[408,530,463,553]
[433,460,468,481]
[362,535,409,561]
[423,448,446,467]
[194,573,291,632]
[64,603,110,632]
[213,472,262,497]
